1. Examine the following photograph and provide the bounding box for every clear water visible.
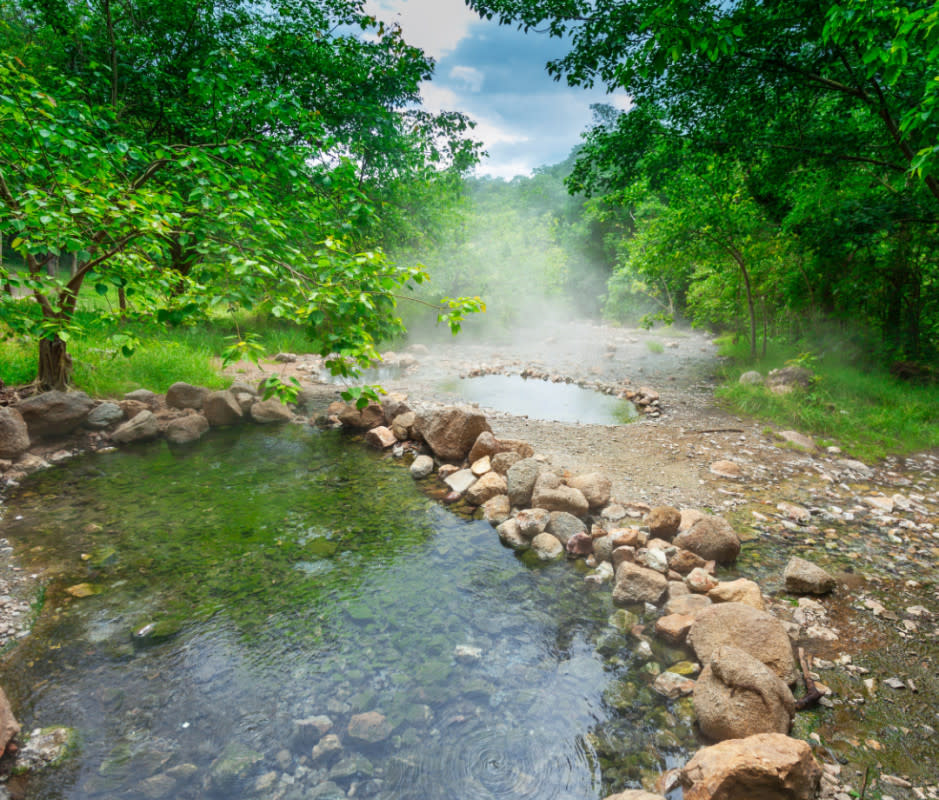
[1,426,692,799]
[449,375,638,425]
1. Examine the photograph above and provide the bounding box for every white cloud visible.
[364,0,479,59]
[610,92,634,112]
[449,65,484,92]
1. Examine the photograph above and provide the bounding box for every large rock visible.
[545,511,585,545]
[674,515,740,564]
[111,410,160,444]
[84,402,124,429]
[708,578,764,610]
[688,603,797,684]
[415,406,491,461]
[531,472,589,517]
[516,508,551,538]
[566,472,612,509]
[364,426,397,449]
[444,469,477,495]
[409,455,434,479]
[679,733,821,800]
[203,391,245,427]
[604,792,667,800]
[530,532,564,560]
[767,365,814,394]
[165,414,209,445]
[0,686,20,752]
[784,557,836,595]
[497,519,529,550]
[468,431,500,463]
[165,382,208,410]
[694,646,795,741]
[646,506,681,540]
[17,390,94,437]
[506,458,544,508]
[250,398,293,424]
[0,407,29,459]
[380,393,410,424]
[465,471,507,505]
[391,411,416,441]
[481,495,511,526]
[612,562,668,606]
[338,402,384,430]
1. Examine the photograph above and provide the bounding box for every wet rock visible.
[164,413,209,445]
[165,382,208,410]
[506,458,544,507]
[784,557,836,595]
[250,398,294,424]
[566,472,612,510]
[674,515,740,564]
[0,687,20,752]
[311,733,342,762]
[516,508,552,538]
[530,532,564,561]
[328,753,375,780]
[679,733,821,800]
[203,390,245,427]
[603,791,667,800]
[710,460,742,479]
[14,726,77,772]
[655,614,695,646]
[111,410,160,444]
[85,402,124,429]
[409,455,434,479]
[708,578,764,610]
[585,561,614,584]
[689,603,797,684]
[292,716,332,747]
[646,506,681,540]
[138,773,177,799]
[566,531,594,556]
[0,407,29,459]
[531,472,589,517]
[444,468,476,495]
[391,411,416,440]
[497,519,529,551]
[545,510,585,544]
[17,390,94,438]
[466,471,507,505]
[480,494,511,526]
[694,646,795,741]
[347,711,392,744]
[414,406,491,461]
[612,562,668,606]
[364,425,397,449]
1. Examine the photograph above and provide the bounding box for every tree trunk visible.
[38,335,73,391]
[729,246,757,360]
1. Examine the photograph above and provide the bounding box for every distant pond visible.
[1,425,692,799]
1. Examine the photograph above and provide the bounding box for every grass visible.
[646,339,665,354]
[716,337,939,461]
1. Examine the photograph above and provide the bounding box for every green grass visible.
[716,337,939,460]
[646,339,665,354]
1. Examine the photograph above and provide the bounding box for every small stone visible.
[409,455,434,479]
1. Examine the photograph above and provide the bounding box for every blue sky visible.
[364,0,631,179]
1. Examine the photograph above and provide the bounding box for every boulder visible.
[506,458,544,507]
[0,687,20,752]
[491,451,522,474]
[497,519,529,550]
[123,388,161,407]
[686,567,719,594]
[612,562,668,606]
[166,382,208,410]
[708,578,764,610]
[84,402,124,430]
[530,532,564,561]
[566,531,593,556]
[480,495,511,526]
[338,402,384,430]
[668,548,708,576]
[679,508,705,532]
[250,398,293,424]
[17,390,94,437]
[767,365,814,394]
[516,508,551,538]
[531,472,589,517]
[391,411,416,441]
[203,391,245,427]
[468,431,500,463]
[784,557,836,595]
[165,414,210,445]
[566,472,612,509]
[679,733,821,800]
[665,593,713,617]
[646,506,681,540]
[545,511,585,545]
[465,471,507,505]
[414,406,491,461]
[694,646,796,741]
[409,455,434,479]
[592,535,614,564]
[674,515,741,564]
[111,410,160,444]
[655,614,695,646]
[380,393,410,423]
[688,603,797,684]
[364,426,397,449]
[444,469,476,495]
[0,407,30,459]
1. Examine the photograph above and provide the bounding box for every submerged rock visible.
[14,727,78,774]
[347,711,392,744]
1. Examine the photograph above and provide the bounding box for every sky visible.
[363,0,631,179]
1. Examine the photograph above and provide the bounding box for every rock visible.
[409,454,434,479]
[85,402,124,429]
[118,399,149,420]
[655,614,695,646]
[674,515,741,564]
[863,494,895,513]
[531,472,589,517]
[679,733,821,800]
[165,382,208,410]
[497,519,529,550]
[164,414,209,445]
[506,458,543,507]
[0,407,30,459]
[0,687,20,752]
[767,365,814,394]
[391,411,416,441]
[694,646,796,741]
[206,742,263,794]
[311,734,342,762]
[668,547,708,576]
[601,503,627,523]
[338,402,384,430]
[708,579,764,610]
[516,508,552,538]
[203,391,245,426]
[470,455,491,476]
[468,431,500,463]
[17,390,94,437]
[415,406,491,461]
[709,460,742,479]
[566,472,612,509]
[784,557,836,595]
[739,370,763,385]
[646,506,681,540]
[111,410,160,444]
[592,535,614,563]
[364,425,396,449]
[566,531,593,556]
[653,671,696,699]
[530,532,564,560]
[689,603,797,684]
[444,468,476,495]
[347,711,392,744]
[612,544,635,570]
[777,430,816,451]
[777,502,811,524]
[480,495,511,526]
[14,726,77,772]
[637,546,669,574]
[603,790,667,800]
[490,451,521,474]
[686,567,719,594]
[545,510,585,544]
[665,594,713,617]
[679,508,705,531]
[380,393,410,423]
[612,562,668,606]
[124,388,161,407]
[250,398,293,424]
[610,527,647,549]
[465,471,507,505]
